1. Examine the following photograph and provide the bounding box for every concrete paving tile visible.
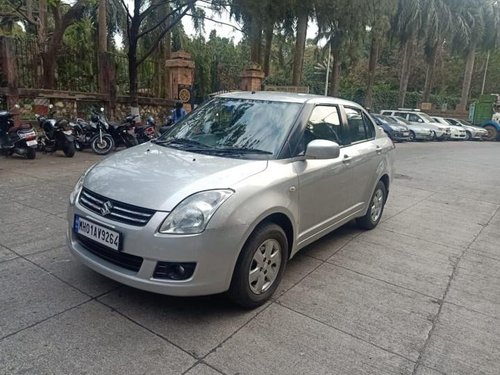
[99,287,264,358]
[380,199,484,249]
[275,253,322,297]
[0,301,196,375]
[0,201,48,225]
[0,258,88,338]
[446,251,500,318]
[414,365,445,375]
[421,303,500,375]
[0,215,66,255]
[0,170,41,188]
[426,193,499,224]
[279,263,438,361]
[184,363,223,375]
[0,245,17,263]
[27,246,119,297]
[329,229,456,298]
[298,222,361,261]
[382,185,434,221]
[205,304,414,375]
[6,183,73,215]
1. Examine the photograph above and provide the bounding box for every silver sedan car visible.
[67,92,394,308]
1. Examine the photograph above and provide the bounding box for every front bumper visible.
[450,132,466,140]
[67,200,246,296]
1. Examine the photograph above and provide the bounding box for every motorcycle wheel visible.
[63,141,76,158]
[91,134,114,155]
[26,147,36,160]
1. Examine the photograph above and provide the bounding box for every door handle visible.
[376,146,382,154]
[342,154,352,164]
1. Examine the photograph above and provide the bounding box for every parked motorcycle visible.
[0,106,38,159]
[100,110,138,149]
[69,115,114,155]
[36,105,76,157]
[132,115,158,143]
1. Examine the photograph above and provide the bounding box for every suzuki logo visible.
[100,201,113,216]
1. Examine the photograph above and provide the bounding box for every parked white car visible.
[445,118,488,140]
[380,109,450,141]
[432,117,466,140]
[387,116,435,141]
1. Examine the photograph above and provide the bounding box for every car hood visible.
[83,143,268,211]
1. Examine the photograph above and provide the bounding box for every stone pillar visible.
[165,51,195,111]
[0,37,19,116]
[240,64,265,92]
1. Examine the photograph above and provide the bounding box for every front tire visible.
[63,141,76,157]
[408,131,416,142]
[228,223,288,309]
[91,134,114,155]
[465,131,471,141]
[484,125,498,141]
[357,181,387,230]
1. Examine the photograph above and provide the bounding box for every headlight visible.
[159,190,233,234]
[69,166,93,205]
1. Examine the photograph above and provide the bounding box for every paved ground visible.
[1,141,499,375]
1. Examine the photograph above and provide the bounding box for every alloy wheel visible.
[370,188,384,223]
[248,239,282,295]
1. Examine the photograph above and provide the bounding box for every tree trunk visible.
[292,13,308,86]
[398,37,413,107]
[329,51,341,97]
[263,23,273,76]
[37,0,47,87]
[423,40,440,103]
[98,0,107,53]
[457,42,477,112]
[249,17,262,65]
[365,35,379,109]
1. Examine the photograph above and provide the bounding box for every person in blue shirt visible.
[172,101,187,124]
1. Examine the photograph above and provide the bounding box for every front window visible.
[157,98,302,158]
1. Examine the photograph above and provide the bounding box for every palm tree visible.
[392,0,426,107]
[421,0,453,103]
[454,0,500,111]
[364,0,397,108]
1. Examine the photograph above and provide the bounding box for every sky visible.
[182,7,320,43]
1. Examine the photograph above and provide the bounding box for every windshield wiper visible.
[152,138,211,149]
[210,147,273,155]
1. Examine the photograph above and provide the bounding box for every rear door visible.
[342,106,384,209]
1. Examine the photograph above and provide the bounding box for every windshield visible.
[158,98,302,158]
[420,113,435,122]
[392,116,411,125]
[384,116,398,124]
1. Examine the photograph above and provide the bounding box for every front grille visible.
[77,235,143,272]
[79,188,155,226]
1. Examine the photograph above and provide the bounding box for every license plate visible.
[63,130,73,135]
[402,132,409,136]
[26,140,37,147]
[74,215,121,251]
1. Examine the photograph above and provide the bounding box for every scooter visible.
[36,104,76,157]
[0,106,38,159]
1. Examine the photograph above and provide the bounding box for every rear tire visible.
[356,181,387,230]
[228,223,288,309]
[408,131,416,142]
[26,147,36,159]
[63,141,76,157]
[91,134,114,155]
[484,125,498,141]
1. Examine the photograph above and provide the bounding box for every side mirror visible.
[305,139,340,160]
[418,119,423,123]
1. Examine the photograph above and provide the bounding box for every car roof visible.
[216,91,361,107]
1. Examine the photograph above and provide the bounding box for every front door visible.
[294,105,356,246]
